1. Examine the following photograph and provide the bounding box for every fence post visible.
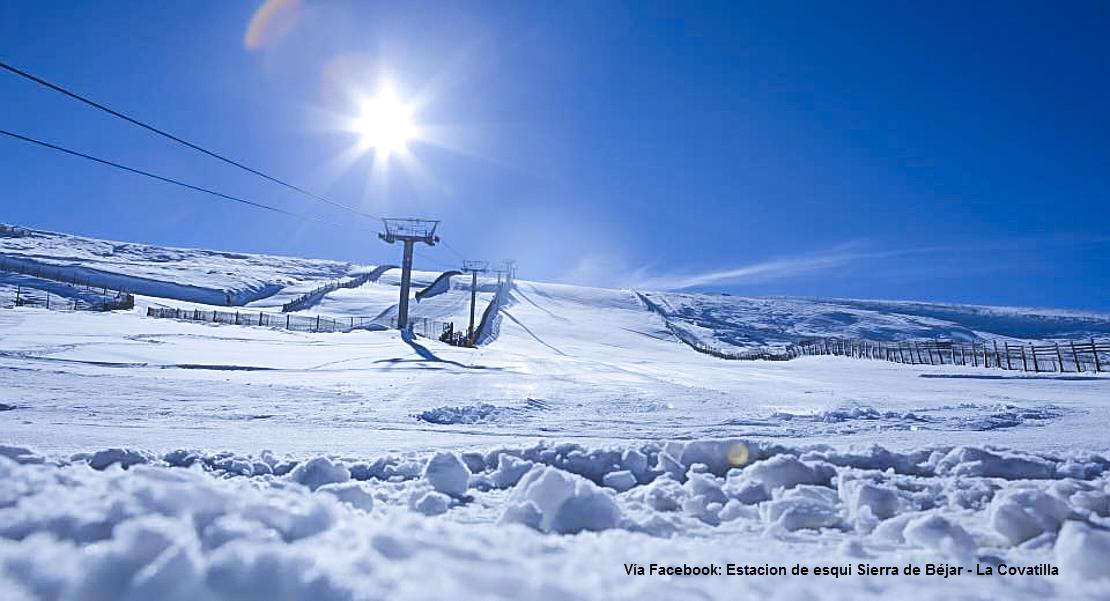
[286,315,290,329]
[316,315,321,331]
[1071,342,1081,373]
[1001,342,1011,370]
[1054,343,1064,373]
[1021,344,1029,372]
[1094,338,1103,373]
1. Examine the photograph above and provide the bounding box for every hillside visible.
[0,225,363,305]
[1,227,1109,600]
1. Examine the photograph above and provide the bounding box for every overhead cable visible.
[0,128,366,231]
[1,60,383,223]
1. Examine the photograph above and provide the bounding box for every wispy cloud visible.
[566,233,1109,292]
[628,242,918,290]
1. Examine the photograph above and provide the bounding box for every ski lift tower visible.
[379,218,439,332]
[461,260,488,345]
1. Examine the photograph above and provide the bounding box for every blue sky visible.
[2,1,1108,309]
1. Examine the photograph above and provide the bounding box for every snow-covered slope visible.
[1,227,1109,600]
[645,292,1110,351]
[0,225,364,305]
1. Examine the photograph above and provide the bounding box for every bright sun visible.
[352,89,416,154]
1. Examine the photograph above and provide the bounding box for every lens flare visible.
[727,443,751,467]
[244,0,302,51]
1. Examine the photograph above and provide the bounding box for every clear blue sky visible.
[2,1,1108,309]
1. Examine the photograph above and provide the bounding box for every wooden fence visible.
[2,259,135,311]
[634,292,1108,373]
[793,337,1108,373]
[8,286,134,312]
[146,306,457,340]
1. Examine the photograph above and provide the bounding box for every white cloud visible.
[629,242,899,290]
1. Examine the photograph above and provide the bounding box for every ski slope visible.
[1,227,1110,600]
[645,292,1110,350]
[0,226,363,305]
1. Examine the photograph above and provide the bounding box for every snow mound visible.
[286,457,350,491]
[423,452,468,498]
[934,446,1055,479]
[1055,521,1110,580]
[4,439,1110,598]
[501,466,621,534]
[988,487,1073,545]
[415,403,504,424]
[903,514,976,558]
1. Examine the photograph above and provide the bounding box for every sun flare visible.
[352,89,416,154]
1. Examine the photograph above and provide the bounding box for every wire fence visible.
[1,256,135,311]
[792,337,1108,373]
[6,287,134,311]
[145,306,461,340]
[635,292,1108,373]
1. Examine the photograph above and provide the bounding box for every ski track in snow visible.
[2,227,1110,599]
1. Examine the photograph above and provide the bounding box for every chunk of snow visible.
[1055,520,1110,580]
[902,514,976,558]
[413,491,451,516]
[501,466,620,534]
[619,449,648,480]
[317,482,374,512]
[988,487,1072,545]
[602,470,637,492]
[678,440,760,477]
[839,476,901,521]
[423,452,469,498]
[490,454,534,489]
[934,447,1053,480]
[85,448,151,471]
[761,494,845,532]
[741,454,833,494]
[682,472,728,525]
[285,457,350,491]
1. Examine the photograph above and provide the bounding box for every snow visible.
[502,465,622,534]
[422,452,469,498]
[1,226,360,306]
[2,228,1110,599]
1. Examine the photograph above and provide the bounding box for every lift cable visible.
[1,60,384,223]
[0,128,369,231]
